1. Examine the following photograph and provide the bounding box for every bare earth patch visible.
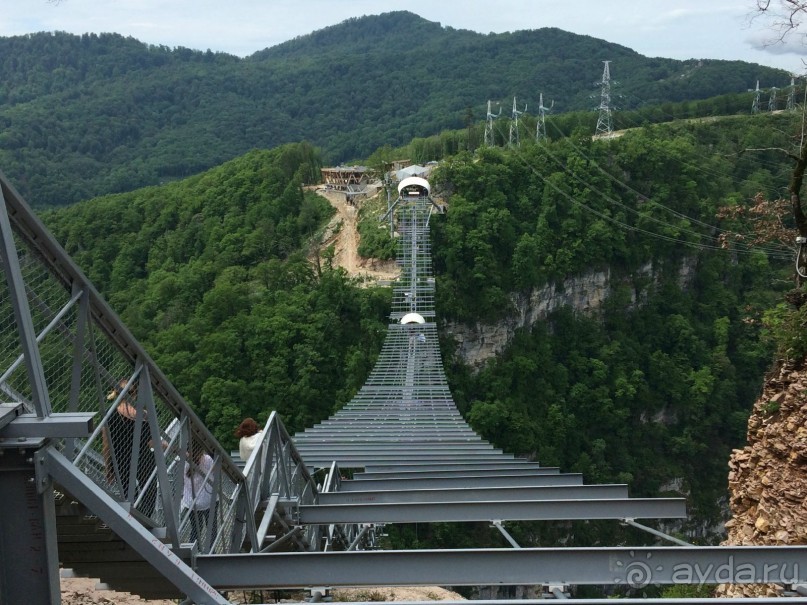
[313,187,399,283]
[61,576,463,604]
[61,576,175,605]
[333,586,465,601]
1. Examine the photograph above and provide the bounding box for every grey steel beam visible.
[303,455,515,467]
[316,418,466,424]
[195,546,807,589]
[296,434,486,442]
[297,498,686,524]
[0,440,60,605]
[0,182,52,416]
[0,412,94,438]
[298,449,502,458]
[364,462,541,472]
[354,467,559,480]
[0,402,22,430]
[306,420,470,426]
[298,438,486,445]
[339,474,585,491]
[300,430,477,437]
[296,443,499,452]
[319,484,629,504]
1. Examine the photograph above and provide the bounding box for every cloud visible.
[747,30,807,55]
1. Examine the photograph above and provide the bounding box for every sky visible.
[3,1,807,75]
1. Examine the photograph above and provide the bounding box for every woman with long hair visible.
[234,417,262,462]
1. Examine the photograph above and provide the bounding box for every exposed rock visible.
[717,362,807,598]
[61,577,174,605]
[447,260,699,368]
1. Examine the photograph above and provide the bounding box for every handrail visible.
[0,172,249,556]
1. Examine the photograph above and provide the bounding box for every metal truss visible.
[0,172,362,603]
[0,171,258,603]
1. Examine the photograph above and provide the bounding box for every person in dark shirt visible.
[103,380,158,519]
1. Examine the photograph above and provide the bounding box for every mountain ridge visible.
[0,12,791,207]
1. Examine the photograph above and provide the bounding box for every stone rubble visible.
[717,362,807,598]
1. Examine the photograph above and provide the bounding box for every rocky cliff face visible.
[446,260,686,367]
[718,362,807,598]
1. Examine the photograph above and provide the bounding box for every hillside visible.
[0,11,791,207]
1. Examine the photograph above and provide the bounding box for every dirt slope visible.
[314,187,399,283]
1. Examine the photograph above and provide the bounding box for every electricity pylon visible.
[508,96,527,148]
[536,92,554,142]
[751,81,761,114]
[484,100,502,147]
[769,86,779,112]
[787,77,797,111]
[595,60,613,137]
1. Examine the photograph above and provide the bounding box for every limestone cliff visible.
[717,362,807,598]
[446,260,698,368]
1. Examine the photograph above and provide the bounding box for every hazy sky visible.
[3,1,807,74]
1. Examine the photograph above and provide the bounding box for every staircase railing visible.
[0,172,252,557]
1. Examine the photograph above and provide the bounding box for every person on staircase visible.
[102,378,159,518]
[182,443,217,548]
[235,417,263,463]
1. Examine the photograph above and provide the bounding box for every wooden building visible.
[320,166,370,190]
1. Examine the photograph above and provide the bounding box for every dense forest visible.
[42,110,802,540]
[0,11,791,207]
[418,113,796,527]
[43,143,391,439]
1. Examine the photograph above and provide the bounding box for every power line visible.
[500,121,792,259]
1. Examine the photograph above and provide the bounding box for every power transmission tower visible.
[536,92,554,142]
[595,60,613,137]
[484,100,502,147]
[508,96,527,148]
[751,80,761,114]
[787,77,797,111]
[769,86,779,112]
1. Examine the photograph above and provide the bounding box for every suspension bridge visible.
[0,169,805,604]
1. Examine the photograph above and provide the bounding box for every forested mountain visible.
[0,11,791,207]
[43,111,800,536]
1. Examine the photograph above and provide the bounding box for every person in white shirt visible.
[234,417,263,462]
[182,446,216,545]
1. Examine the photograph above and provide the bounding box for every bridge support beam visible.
[339,473,584,491]
[319,484,629,505]
[196,546,807,590]
[298,498,686,524]
[0,438,60,605]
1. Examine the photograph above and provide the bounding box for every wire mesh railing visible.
[0,174,250,556]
